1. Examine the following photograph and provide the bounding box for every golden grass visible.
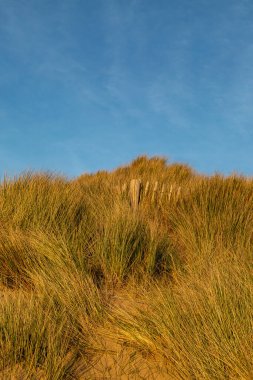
[0,156,252,379]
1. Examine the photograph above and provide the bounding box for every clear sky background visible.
[0,0,253,179]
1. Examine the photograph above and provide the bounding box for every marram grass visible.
[0,156,252,379]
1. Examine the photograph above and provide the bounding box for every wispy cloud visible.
[0,0,252,177]
[0,1,85,85]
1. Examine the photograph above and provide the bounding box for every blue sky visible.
[0,0,253,179]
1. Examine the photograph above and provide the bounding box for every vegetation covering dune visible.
[0,156,252,379]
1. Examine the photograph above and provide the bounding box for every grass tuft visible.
[0,156,252,379]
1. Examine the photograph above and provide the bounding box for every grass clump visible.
[108,251,253,379]
[0,156,252,379]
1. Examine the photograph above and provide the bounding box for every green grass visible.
[0,156,252,379]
